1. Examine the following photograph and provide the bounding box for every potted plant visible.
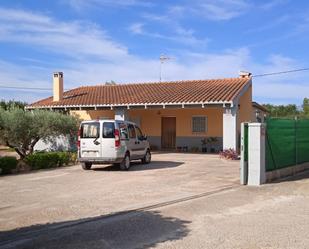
[201,138,208,152]
[201,137,218,153]
[208,137,218,153]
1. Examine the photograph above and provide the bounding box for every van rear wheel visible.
[82,162,92,170]
[120,153,130,170]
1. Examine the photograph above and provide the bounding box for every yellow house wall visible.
[238,85,253,124]
[128,108,223,137]
[70,110,114,120]
[71,108,223,137]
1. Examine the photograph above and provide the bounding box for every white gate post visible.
[247,123,266,186]
[223,106,238,150]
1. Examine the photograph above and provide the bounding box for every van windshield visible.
[81,122,100,139]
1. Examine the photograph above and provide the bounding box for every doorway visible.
[161,117,176,150]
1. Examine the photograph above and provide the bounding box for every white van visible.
[77,120,151,170]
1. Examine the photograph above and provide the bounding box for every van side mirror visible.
[143,135,147,140]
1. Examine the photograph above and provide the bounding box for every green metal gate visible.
[240,122,249,184]
[266,118,309,171]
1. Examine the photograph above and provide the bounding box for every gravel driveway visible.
[0,152,239,232]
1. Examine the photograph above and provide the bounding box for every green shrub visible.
[68,152,77,164]
[25,152,74,170]
[0,156,18,175]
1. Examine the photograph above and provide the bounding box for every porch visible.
[70,105,239,152]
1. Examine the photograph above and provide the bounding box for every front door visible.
[161,117,176,150]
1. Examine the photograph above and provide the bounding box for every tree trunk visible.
[15,148,26,160]
[5,141,26,159]
[28,137,40,156]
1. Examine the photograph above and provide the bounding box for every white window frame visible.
[192,116,208,134]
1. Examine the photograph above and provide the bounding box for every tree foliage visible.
[0,100,27,110]
[262,104,300,118]
[0,109,79,159]
[262,98,309,118]
[303,98,309,116]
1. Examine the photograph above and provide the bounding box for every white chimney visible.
[239,71,252,78]
[53,72,63,102]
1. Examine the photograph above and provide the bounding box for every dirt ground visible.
[0,153,239,232]
[1,153,308,249]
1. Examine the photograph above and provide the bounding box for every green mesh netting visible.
[266,118,309,171]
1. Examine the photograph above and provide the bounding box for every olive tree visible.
[0,109,79,159]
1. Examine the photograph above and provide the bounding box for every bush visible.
[25,152,75,170]
[0,156,18,175]
[219,149,239,160]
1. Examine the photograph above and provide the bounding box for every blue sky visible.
[0,0,309,105]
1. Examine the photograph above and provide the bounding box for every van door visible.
[101,121,116,159]
[127,123,139,159]
[80,122,101,158]
[135,125,147,157]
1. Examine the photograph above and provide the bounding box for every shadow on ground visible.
[271,170,309,184]
[0,210,190,249]
[92,161,184,172]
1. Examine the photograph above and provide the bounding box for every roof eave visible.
[25,101,233,110]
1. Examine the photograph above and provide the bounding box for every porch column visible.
[115,109,128,121]
[223,106,238,150]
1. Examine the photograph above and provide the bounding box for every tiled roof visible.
[27,77,251,108]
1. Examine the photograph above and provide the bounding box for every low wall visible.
[266,162,309,182]
[34,136,76,152]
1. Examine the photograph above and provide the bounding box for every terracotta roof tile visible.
[28,77,251,108]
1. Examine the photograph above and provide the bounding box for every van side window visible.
[118,123,129,140]
[81,122,100,138]
[128,124,136,139]
[135,126,143,140]
[103,122,115,138]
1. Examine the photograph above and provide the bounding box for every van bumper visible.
[78,157,123,164]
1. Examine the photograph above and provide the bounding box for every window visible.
[103,122,115,138]
[81,122,100,138]
[192,116,207,133]
[118,122,129,140]
[128,124,136,139]
[135,126,143,140]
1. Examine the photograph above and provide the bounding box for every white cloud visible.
[0,7,307,105]
[65,0,153,11]
[245,15,290,34]
[260,0,289,10]
[139,13,209,46]
[128,23,144,34]
[0,46,307,105]
[195,0,250,21]
[0,8,128,60]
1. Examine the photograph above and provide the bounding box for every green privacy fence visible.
[266,118,309,171]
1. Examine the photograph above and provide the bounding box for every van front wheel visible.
[142,150,151,164]
[82,162,92,170]
[120,154,130,170]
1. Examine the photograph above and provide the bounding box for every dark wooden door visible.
[161,117,176,149]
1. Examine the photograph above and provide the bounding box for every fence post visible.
[247,123,266,186]
[295,116,298,166]
[240,122,249,185]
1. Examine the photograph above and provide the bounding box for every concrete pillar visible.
[247,123,266,186]
[223,106,238,150]
[115,109,128,121]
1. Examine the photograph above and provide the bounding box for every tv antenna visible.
[159,54,171,82]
